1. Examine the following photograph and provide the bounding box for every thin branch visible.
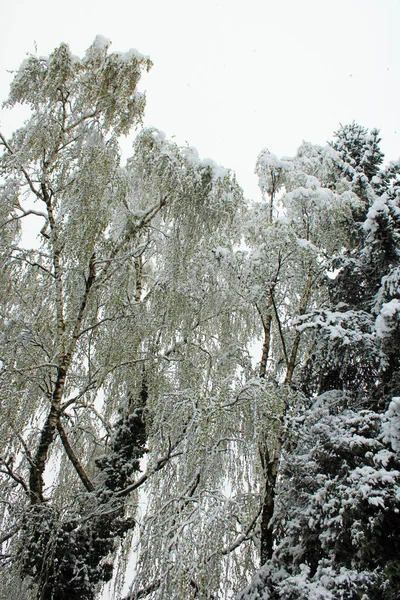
[60,380,98,412]
[103,357,148,377]
[0,458,28,493]
[122,580,161,600]
[13,362,59,373]
[11,255,54,277]
[0,526,20,546]
[77,313,135,339]
[221,505,262,556]
[64,109,99,133]
[13,430,36,470]
[115,450,182,498]
[57,420,95,492]
[0,208,48,230]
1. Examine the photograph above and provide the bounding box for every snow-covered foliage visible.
[237,124,400,600]
[0,38,250,600]
[238,400,400,600]
[331,122,384,187]
[0,35,399,600]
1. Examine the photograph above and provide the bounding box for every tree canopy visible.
[0,38,399,600]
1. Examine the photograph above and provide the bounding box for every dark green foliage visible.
[95,410,147,491]
[300,124,400,410]
[20,501,126,600]
[238,403,400,600]
[20,386,147,600]
[95,388,147,492]
[238,124,400,600]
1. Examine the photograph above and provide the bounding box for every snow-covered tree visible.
[229,140,360,566]
[237,126,400,600]
[0,38,253,600]
[1,35,399,600]
[238,398,400,600]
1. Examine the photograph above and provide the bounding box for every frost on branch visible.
[1,36,399,600]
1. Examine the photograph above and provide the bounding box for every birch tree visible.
[224,141,360,565]
[0,38,248,600]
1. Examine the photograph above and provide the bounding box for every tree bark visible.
[259,297,273,378]
[259,444,280,564]
[28,254,97,504]
[284,268,313,386]
[57,420,95,492]
[29,364,67,503]
[258,269,313,563]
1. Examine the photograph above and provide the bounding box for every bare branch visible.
[57,420,95,492]
[122,580,161,600]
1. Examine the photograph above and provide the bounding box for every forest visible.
[0,37,399,600]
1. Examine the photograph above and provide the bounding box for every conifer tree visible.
[238,126,400,600]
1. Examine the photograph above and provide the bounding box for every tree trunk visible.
[29,364,67,503]
[259,298,273,378]
[260,448,279,564]
[258,270,313,563]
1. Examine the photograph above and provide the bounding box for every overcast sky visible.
[1,0,399,201]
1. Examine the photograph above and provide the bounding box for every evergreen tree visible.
[238,127,400,600]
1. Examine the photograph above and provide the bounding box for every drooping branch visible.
[221,504,262,556]
[0,132,44,201]
[205,504,262,563]
[122,580,161,600]
[0,208,48,231]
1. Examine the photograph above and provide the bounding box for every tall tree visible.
[0,38,248,600]
[241,140,359,565]
[238,126,400,600]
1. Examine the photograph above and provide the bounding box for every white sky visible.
[1,0,399,201]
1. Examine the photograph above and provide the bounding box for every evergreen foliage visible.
[0,37,399,600]
[238,126,400,600]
